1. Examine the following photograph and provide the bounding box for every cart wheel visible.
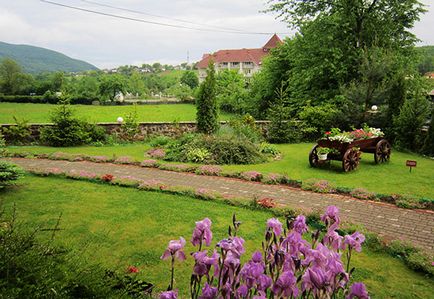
[342,148,361,172]
[375,139,391,164]
[309,144,320,167]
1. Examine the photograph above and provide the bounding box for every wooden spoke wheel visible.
[374,139,391,164]
[309,144,320,167]
[342,148,361,172]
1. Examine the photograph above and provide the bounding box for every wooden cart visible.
[309,137,391,172]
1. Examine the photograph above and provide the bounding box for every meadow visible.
[1,175,433,298]
[7,142,434,199]
[0,102,233,123]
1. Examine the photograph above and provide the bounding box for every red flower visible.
[325,131,331,135]
[127,265,139,273]
[101,174,114,182]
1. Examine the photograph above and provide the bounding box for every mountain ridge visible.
[0,41,98,73]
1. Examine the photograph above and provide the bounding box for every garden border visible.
[5,151,433,211]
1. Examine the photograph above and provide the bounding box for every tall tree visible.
[99,74,127,101]
[0,58,30,95]
[196,61,218,134]
[180,70,199,89]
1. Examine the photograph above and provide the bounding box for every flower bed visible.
[158,206,370,298]
[6,151,433,211]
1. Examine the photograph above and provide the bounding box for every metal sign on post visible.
[406,160,417,172]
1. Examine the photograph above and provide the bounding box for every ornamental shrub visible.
[0,161,23,189]
[196,61,219,134]
[1,117,32,145]
[40,102,91,146]
[165,133,266,165]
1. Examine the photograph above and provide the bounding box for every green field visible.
[0,103,232,123]
[7,143,434,198]
[1,175,433,298]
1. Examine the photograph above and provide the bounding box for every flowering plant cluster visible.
[240,171,263,182]
[101,173,114,182]
[138,179,167,191]
[160,206,369,299]
[196,165,222,176]
[114,156,133,164]
[147,148,166,159]
[324,127,384,144]
[141,159,160,167]
[349,188,376,201]
[256,197,276,209]
[302,179,336,194]
[88,155,111,163]
[66,170,97,180]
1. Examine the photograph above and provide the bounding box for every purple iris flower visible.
[199,283,218,299]
[302,267,329,293]
[217,236,245,258]
[192,218,213,247]
[236,285,248,298]
[282,231,311,258]
[193,250,220,276]
[159,290,178,299]
[293,215,308,234]
[271,270,299,298]
[240,251,265,288]
[267,218,283,236]
[344,232,365,252]
[324,230,344,251]
[346,282,370,299]
[257,274,272,291]
[160,237,186,261]
[321,205,340,230]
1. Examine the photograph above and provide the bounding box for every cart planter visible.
[309,137,391,172]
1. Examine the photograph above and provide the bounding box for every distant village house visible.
[196,34,282,82]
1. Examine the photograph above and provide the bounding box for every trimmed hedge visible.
[0,95,98,105]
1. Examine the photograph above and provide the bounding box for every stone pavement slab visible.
[4,158,434,253]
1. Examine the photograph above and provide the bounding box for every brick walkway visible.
[5,158,434,253]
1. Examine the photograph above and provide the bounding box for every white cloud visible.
[0,0,432,68]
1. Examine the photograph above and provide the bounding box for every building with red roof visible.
[197,34,282,82]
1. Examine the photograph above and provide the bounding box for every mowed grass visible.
[7,142,434,198]
[1,175,433,298]
[0,102,232,123]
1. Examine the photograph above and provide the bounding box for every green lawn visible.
[0,103,232,123]
[1,175,433,298]
[7,143,434,198]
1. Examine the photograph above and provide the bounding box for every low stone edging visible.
[0,121,271,141]
[5,151,433,211]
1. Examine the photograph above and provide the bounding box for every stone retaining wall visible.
[0,121,271,141]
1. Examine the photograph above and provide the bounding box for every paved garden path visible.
[5,158,434,253]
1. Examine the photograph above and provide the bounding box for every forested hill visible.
[0,41,98,73]
[416,45,434,74]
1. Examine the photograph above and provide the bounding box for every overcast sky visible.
[1,0,433,69]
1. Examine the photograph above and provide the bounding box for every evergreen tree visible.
[393,93,430,151]
[421,106,434,156]
[267,83,296,143]
[196,61,218,135]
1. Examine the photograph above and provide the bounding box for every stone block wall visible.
[0,121,271,142]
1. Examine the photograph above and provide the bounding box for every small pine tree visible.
[267,83,295,143]
[393,95,430,151]
[196,61,219,135]
[421,107,434,156]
